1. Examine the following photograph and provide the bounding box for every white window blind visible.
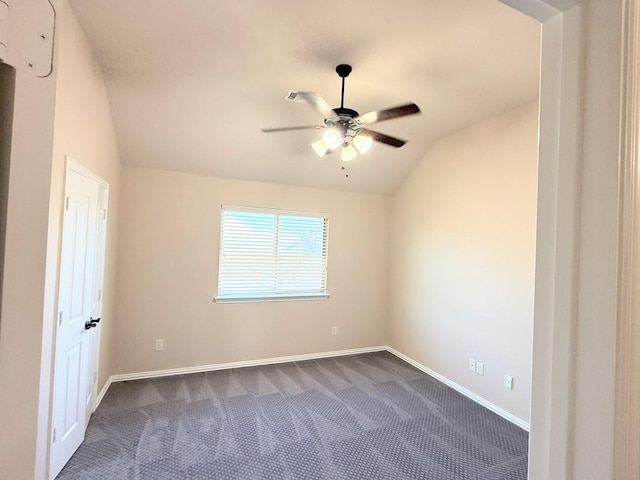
[216,206,329,302]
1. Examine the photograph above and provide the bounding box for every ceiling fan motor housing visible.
[333,107,359,118]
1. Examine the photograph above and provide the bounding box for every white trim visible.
[65,156,107,187]
[214,293,330,303]
[499,0,560,21]
[523,5,585,479]
[95,345,529,432]
[221,204,329,219]
[385,347,530,432]
[615,0,640,477]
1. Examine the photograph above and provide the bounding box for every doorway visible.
[49,158,108,479]
[0,1,617,479]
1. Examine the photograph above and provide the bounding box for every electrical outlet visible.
[331,326,337,336]
[155,339,164,351]
[469,358,476,371]
[504,374,513,390]
[476,361,484,376]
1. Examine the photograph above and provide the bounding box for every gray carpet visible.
[56,352,528,479]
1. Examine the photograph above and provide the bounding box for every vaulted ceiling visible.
[69,0,540,194]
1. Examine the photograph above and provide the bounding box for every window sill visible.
[214,293,330,304]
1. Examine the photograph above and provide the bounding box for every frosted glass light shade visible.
[323,129,342,149]
[312,140,329,157]
[341,144,357,162]
[353,134,373,154]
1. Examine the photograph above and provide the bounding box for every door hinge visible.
[65,196,70,211]
[102,209,106,220]
[98,289,102,301]
[58,311,62,325]
[52,428,57,443]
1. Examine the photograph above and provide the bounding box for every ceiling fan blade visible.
[261,125,324,133]
[356,103,421,125]
[296,92,339,120]
[360,128,407,148]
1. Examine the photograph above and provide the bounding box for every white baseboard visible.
[385,346,530,431]
[94,344,530,432]
[94,345,386,408]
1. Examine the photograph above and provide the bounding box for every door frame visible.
[498,1,584,478]
[89,179,109,415]
[615,0,640,477]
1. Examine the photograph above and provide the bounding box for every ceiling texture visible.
[69,0,541,195]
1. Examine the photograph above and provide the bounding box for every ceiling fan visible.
[261,64,421,162]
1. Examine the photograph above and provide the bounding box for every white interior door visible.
[50,162,102,479]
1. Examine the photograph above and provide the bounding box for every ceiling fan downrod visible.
[336,64,352,109]
[334,64,358,118]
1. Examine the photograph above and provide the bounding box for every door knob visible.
[84,317,101,330]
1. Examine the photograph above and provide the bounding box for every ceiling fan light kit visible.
[341,144,358,162]
[353,134,373,154]
[322,129,342,149]
[262,64,421,168]
[311,140,329,157]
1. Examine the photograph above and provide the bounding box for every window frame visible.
[214,205,330,303]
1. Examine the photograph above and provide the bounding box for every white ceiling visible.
[69,0,540,195]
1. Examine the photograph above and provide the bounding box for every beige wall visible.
[0,0,629,478]
[113,167,389,374]
[49,0,121,399]
[388,102,538,423]
[0,1,61,478]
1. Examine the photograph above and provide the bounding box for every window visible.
[215,206,329,302]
